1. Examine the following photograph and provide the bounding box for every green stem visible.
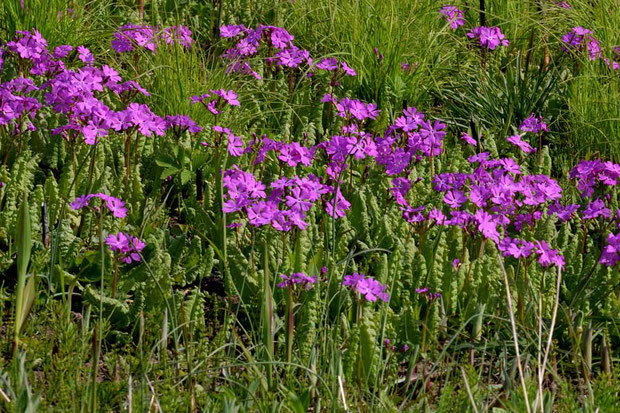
[91,209,105,412]
[112,258,119,299]
[286,286,294,365]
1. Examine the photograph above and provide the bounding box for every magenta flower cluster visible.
[3,30,201,146]
[342,273,389,303]
[70,193,128,218]
[277,272,317,289]
[223,166,330,230]
[505,113,548,154]
[111,24,193,53]
[519,113,548,134]
[415,287,441,300]
[105,232,146,264]
[191,89,240,115]
[467,26,510,50]
[439,6,465,30]
[219,24,356,81]
[561,26,619,70]
[561,26,601,61]
[426,153,566,268]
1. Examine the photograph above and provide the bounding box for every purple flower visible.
[69,194,90,210]
[460,132,477,146]
[269,27,295,49]
[474,210,500,242]
[507,134,535,154]
[53,45,73,58]
[277,272,317,289]
[519,114,548,134]
[106,232,145,263]
[220,24,246,38]
[444,189,467,208]
[342,273,389,302]
[161,25,194,48]
[165,115,203,134]
[325,188,351,219]
[77,46,94,64]
[316,57,338,71]
[227,132,244,157]
[562,27,601,61]
[210,89,240,106]
[467,26,509,50]
[548,201,580,222]
[329,95,380,122]
[341,61,356,76]
[439,6,465,30]
[111,24,193,54]
[534,240,565,269]
[582,198,611,220]
[415,287,441,301]
[600,233,620,267]
[498,237,535,259]
[70,193,127,218]
[569,159,620,198]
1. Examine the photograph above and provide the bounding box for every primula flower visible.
[562,27,601,61]
[415,287,441,300]
[342,273,389,302]
[507,134,535,154]
[439,6,465,30]
[474,210,500,242]
[460,132,477,146]
[341,61,356,76]
[77,46,94,64]
[600,233,620,267]
[519,114,548,134]
[582,198,612,220]
[111,24,193,53]
[569,159,620,197]
[220,24,246,38]
[548,201,580,222]
[106,232,145,263]
[467,26,509,50]
[227,133,244,156]
[498,237,535,259]
[316,57,338,71]
[70,193,128,218]
[53,45,73,58]
[444,189,467,208]
[164,114,203,134]
[325,188,351,218]
[210,89,240,106]
[277,272,317,289]
[534,240,565,269]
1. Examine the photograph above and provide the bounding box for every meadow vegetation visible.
[1,0,620,411]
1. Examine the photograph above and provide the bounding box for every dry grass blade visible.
[461,367,479,413]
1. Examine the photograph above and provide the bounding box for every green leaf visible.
[160,167,179,180]
[14,195,33,341]
[17,276,36,334]
[180,169,192,185]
